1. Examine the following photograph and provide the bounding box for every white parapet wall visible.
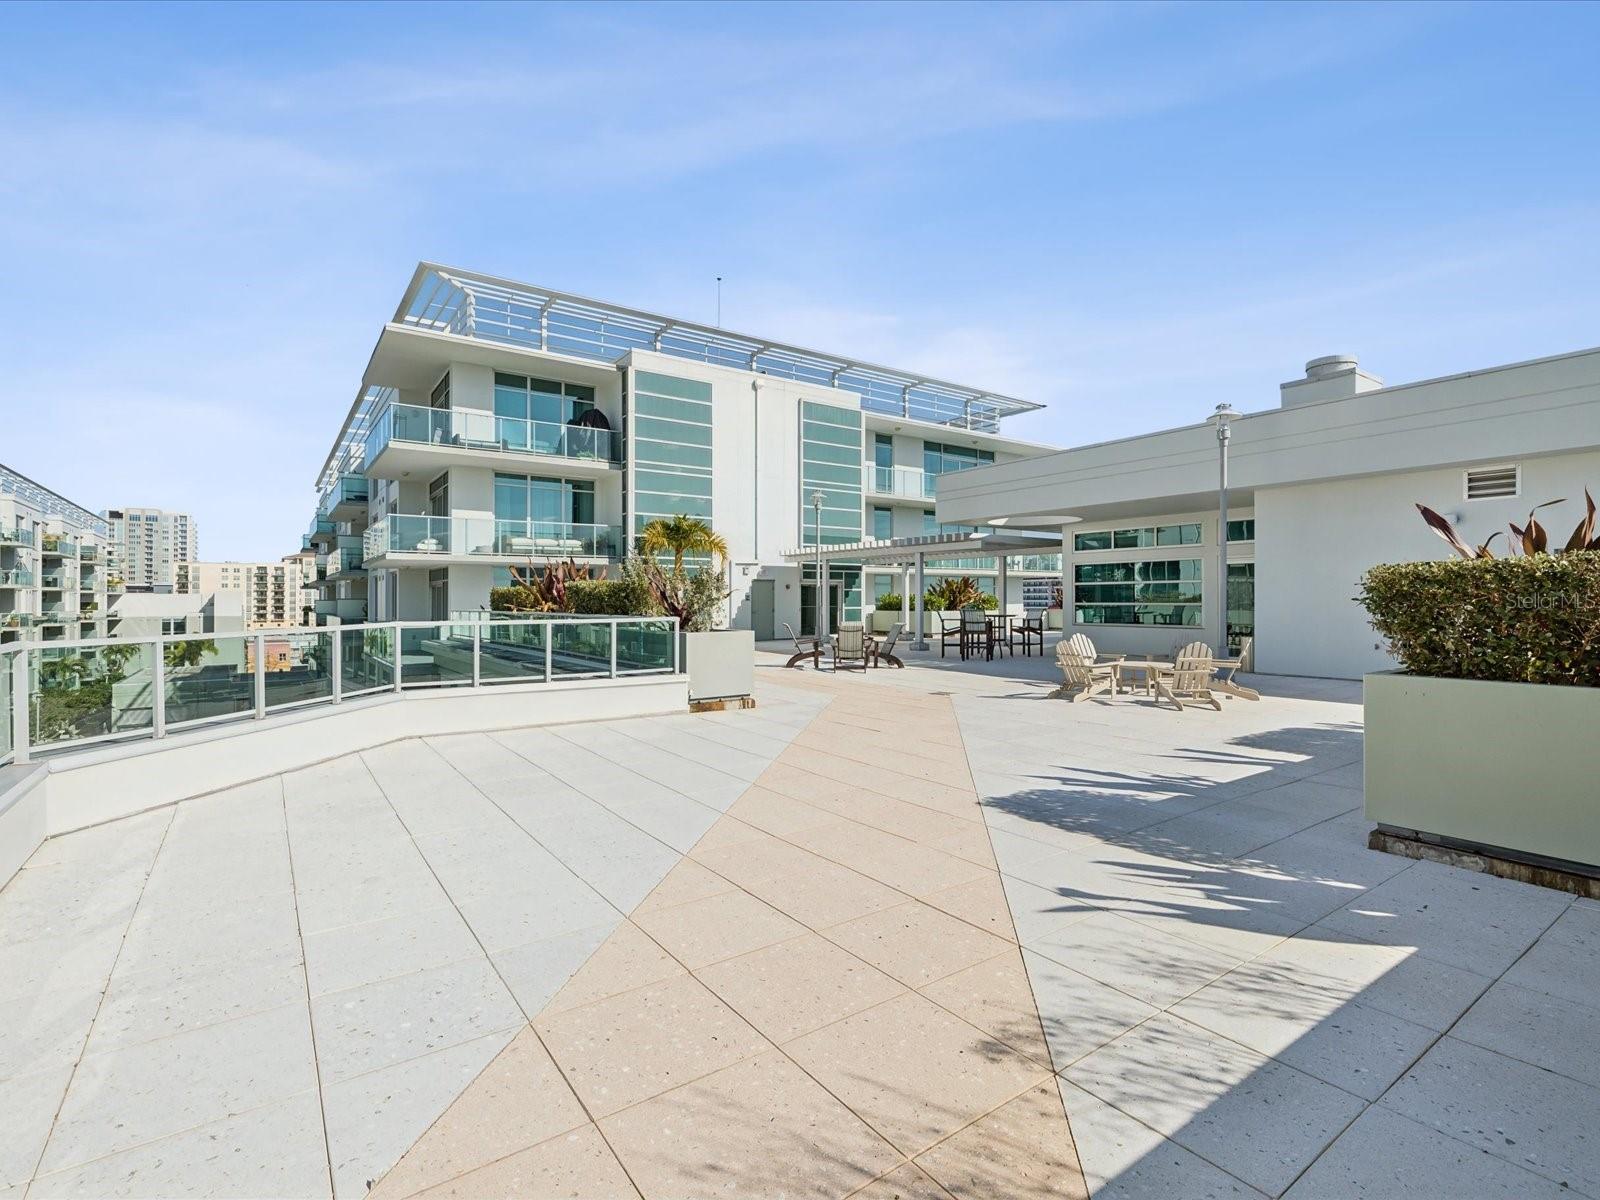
[0,673,687,888]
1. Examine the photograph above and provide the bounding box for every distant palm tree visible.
[638,515,728,574]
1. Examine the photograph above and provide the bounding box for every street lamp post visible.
[1211,403,1238,657]
[810,490,827,641]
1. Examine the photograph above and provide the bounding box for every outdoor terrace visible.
[0,637,1593,1199]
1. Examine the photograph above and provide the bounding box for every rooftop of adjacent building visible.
[319,263,1048,489]
[0,463,110,539]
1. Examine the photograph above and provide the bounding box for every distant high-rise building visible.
[2,463,119,644]
[103,507,197,590]
[176,558,307,629]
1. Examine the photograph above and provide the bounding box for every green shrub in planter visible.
[566,578,654,615]
[1358,551,1600,686]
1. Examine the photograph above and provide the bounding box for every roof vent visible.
[1280,354,1384,407]
[1465,464,1519,500]
[1304,354,1360,379]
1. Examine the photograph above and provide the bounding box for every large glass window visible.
[1074,559,1202,627]
[872,506,893,541]
[494,474,595,525]
[1227,518,1256,542]
[922,441,994,476]
[632,370,714,555]
[874,433,894,470]
[493,372,595,425]
[1074,523,1202,552]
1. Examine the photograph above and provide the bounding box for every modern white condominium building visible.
[310,263,1061,633]
[1,464,120,644]
[176,558,310,629]
[103,507,197,590]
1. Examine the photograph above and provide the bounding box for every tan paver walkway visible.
[370,678,1085,1199]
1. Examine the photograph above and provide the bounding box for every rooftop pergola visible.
[781,529,1063,647]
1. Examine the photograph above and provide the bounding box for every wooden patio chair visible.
[1066,633,1125,666]
[874,621,906,668]
[1211,636,1260,700]
[781,622,821,670]
[832,624,871,672]
[1053,640,1118,702]
[1152,641,1223,711]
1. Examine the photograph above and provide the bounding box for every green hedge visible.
[1358,551,1600,686]
[567,578,649,615]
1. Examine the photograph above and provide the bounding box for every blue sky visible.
[3,1,1598,560]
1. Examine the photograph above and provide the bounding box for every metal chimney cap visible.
[1305,354,1359,378]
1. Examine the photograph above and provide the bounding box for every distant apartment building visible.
[1,463,120,644]
[103,507,197,591]
[177,558,307,629]
[308,263,1061,632]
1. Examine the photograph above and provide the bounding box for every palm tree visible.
[638,515,728,575]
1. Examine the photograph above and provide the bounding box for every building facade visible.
[176,558,309,629]
[310,264,1061,633]
[103,507,196,591]
[1,464,120,644]
[938,348,1600,678]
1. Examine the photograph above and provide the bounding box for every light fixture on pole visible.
[810,490,827,641]
[1211,403,1239,657]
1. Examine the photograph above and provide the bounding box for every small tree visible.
[638,516,728,574]
[165,639,217,669]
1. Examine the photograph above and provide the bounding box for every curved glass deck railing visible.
[0,615,679,765]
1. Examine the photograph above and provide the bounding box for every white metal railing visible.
[867,465,938,500]
[0,615,680,767]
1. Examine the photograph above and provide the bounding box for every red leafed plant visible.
[1418,489,1600,560]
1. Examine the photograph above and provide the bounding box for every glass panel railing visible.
[0,527,35,546]
[868,466,937,499]
[341,627,394,696]
[398,624,475,687]
[551,621,612,678]
[0,652,13,764]
[0,569,34,587]
[30,642,156,748]
[480,622,547,684]
[164,636,254,727]
[615,619,676,673]
[371,402,618,464]
[492,520,617,558]
[40,575,65,589]
[263,632,334,709]
[40,539,79,556]
[376,515,451,556]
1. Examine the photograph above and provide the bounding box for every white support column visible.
[152,639,166,739]
[1061,524,1073,637]
[471,623,481,687]
[997,555,1009,614]
[900,565,911,632]
[253,633,267,718]
[912,551,928,650]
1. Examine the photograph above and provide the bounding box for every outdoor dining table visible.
[983,612,1013,659]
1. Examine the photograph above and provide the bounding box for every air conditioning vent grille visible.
[1465,465,1519,500]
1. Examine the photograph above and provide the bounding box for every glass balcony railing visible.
[0,526,34,546]
[0,568,33,587]
[366,403,618,467]
[40,574,66,589]
[318,474,370,518]
[305,516,337,551]
[867,465,938,500]
[314,598,368,622]
[40,538,79,557]
[79,546,98,563]
[365,516,619,561]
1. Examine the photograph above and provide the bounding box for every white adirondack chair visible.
[1054,639,1118,702]
[1152,641,1222,711]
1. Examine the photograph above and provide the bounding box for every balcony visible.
[318,474,370,522]
[40,538,79,557]
[326,537,364,578]
[314,597,368,623]
[0,526,33,547]
[364,516,620,565]
[106,576,125,593]
[363,403,618,481]
[0,568,32,588]
[40,574,66,590]
[866,465,938,502]
[305,516,337,552]
[79,546,98,564]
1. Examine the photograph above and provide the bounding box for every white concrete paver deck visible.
[3,639,1597,1198]
[0,690,828,1199]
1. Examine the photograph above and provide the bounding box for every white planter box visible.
[685,630,755,702]
[1365,671,1600,870]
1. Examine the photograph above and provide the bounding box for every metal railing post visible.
[609,619,618,678]
[392,622,404,692]
[12,650,31,765]
[331,630,343,704]
[152,637,166,739]
[544,621,553,683]
[673,619,681,675]
[253,633,266,718]
[472,622,482,687]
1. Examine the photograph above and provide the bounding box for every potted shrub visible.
[1358,493,1600,878]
